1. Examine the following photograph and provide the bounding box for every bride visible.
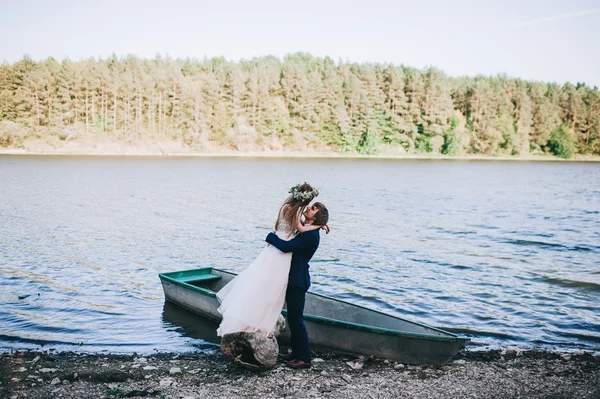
[216,183,325,337]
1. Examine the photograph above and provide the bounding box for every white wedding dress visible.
[216,209,294,336]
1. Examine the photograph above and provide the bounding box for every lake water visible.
[1,156,599,354]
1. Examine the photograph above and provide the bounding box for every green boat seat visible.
[178,274,222,284]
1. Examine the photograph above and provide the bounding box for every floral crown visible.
[289,183,319,203]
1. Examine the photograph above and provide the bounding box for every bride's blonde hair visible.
[275,183,318,231]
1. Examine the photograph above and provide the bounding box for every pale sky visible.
[1,0,599,86]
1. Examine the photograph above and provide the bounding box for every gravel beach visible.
[2,349,599,399]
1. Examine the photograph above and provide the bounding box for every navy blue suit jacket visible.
[266,229,320,291]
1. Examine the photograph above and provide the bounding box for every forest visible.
[1,53,598,158]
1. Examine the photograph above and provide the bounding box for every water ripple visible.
[1,156,599,353]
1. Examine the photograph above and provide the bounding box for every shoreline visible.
[2,348,599,399]
[1,148,600,162]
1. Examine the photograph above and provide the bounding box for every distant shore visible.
[2,147,600,162]
[2,349,599,399]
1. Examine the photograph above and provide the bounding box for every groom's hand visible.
[321,224,330,234]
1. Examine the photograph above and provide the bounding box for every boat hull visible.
[159,268,469,365]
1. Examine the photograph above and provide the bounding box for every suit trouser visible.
[285,285,311,363]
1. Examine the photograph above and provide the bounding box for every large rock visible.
[220,315,286,371]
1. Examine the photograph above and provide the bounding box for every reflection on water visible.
[1,156,599,353]
[161,301,220,347]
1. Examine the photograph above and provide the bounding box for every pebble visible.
[143,366,158,371]
[39,368,58,373]
[501,346,523,357]
[394,364,405,370]
[134,357,148,363]
[346,360,364,370]
[170,367,182,374]
[50,378,61,385]
[159,377,174,387]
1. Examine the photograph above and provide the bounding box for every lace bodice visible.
[275,206,295,239]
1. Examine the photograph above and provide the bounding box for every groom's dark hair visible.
[312,202,329,226]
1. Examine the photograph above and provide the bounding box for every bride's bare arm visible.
[296,219,320,232]
[295,217,330,234]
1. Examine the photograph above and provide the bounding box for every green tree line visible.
[1,53,599,158]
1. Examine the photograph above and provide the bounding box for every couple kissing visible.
[216,183,330,369]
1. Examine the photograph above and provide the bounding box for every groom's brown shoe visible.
[286,359,311,369]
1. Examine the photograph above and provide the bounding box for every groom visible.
[265,202,329,369]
